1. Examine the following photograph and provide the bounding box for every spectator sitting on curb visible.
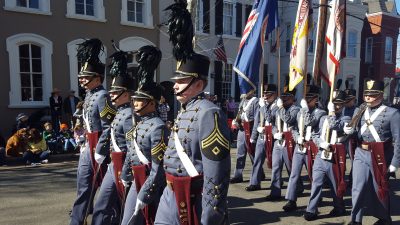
[6,128,28,159]
[24,128,50,166]
[43,122,61,154]
[60,123,77,152]
[12,113,30,134]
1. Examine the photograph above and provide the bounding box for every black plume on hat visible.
[108,42,135,92]
[165,0,194,63]
[132,45,162,101]
[77,38,105,76]
[336,79,342,90]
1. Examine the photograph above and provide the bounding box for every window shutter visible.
[245,4,252,20]
[215,0,223,35]
[203,0,210,33]
[235,3,242,37]
[214,61,223,97]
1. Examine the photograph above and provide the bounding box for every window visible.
[365,37,373,63]
[223,1,234,35]
[222,64,233,100]
[4,0,51,15]
[286,24,291,53]
[385,37,393,63]
[66,0,105,22]
[347,31,357,58]
[346,76,355,89]
[75,0,94,16]
[121,0,153,28]
[6,33,53,107]
[195,0,204,32]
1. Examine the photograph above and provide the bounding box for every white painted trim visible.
[222,0,237,36]
[66,0,105,22]
[4,0,51,14]
[120,0,153,28]
[6,33,53,108]
[67,39,108,93]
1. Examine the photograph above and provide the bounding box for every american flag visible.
[214,36,227,63]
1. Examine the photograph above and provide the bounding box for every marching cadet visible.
[343,80,357,118]
[283,84,326,212]
[120,45,168,225]
[303,90,350,221]
[70,39,116,225]
[91,48,135,225]
[344,79,400,225]
[155,1,230,224]
[246,84,278,191]
[231,90,259,184]
[266,84,300,201]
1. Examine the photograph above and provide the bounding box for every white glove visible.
[319,141,330,150]
[259,98,265,107]
[257,126,265,133]
[121,179,130,187]
[94,152,105,164]
[389,165,397,173]
[343,123,354,135]
[327,101,335,113]
[297,137,304,145]
[277,98,283,109]
[300,99,308,110]
[273,132,283,140]
[250,139,256,144]
[133,198,146,216]
[232,119,239,127]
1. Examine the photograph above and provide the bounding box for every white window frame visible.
[121,0,153,29]
[365,37,373,63]
[4,0,51,15]
[385,36,393,64]
[6,33,53,108]
[347,30,357,58]
[66,0,105,22]
[222,0,236,37]
[67,39,107,94]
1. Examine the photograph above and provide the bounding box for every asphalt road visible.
[0,150,399,225]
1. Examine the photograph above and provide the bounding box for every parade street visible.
[1,150,399,225]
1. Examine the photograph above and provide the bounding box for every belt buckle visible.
[361,144,369,150]
[167,180,173,191]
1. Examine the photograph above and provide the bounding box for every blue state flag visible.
[234,0,279,95]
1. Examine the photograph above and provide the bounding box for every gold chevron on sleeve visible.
[201,113,229,151]
[125,127,134,141]
[151,130,167,161]
[100,99,117,118]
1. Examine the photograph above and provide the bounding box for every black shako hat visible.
[363,78,384,95]
[77,38,105,77]
[108,48,136,93]
[263,84,277,94]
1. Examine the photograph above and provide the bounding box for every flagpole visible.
[312,0,328,87]
[277,27,281,96]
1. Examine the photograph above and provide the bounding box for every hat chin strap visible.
[83,76,95,87]
[111,91,125,103]
[175,78,196,96]
[135,100,150,114]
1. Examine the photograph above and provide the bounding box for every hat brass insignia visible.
[284,86,288,92]
[176,61,182,70]
[367,80,374,90]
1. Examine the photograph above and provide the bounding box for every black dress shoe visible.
[265,195,283,201]
[245,184,261,191]
[304,212,318,221]
[348,221,362,225]
[282,200,297,212]
[373,219,392,225]
[328,207,346,217]
[230,177,244,184]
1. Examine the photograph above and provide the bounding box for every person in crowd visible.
[227,97,237,119]
[23,128,50,166]
[60,123,77,152]
[50,88,63,132]
[43,122,60,153]
[12,113,30,134]
[64,90,80,128]
[6,128,28,158]
[73,123,85,151]
[157,95,170,123]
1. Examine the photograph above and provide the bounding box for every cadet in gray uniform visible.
[246,84,278,191]
[91,48,135,225]
[231,91,259,183]
[303,90,350,221]
[155,3,230,224]
[344,79,400,225]
[266,86,300,201]
[120,46,168,225]
[70,39,116,225]
[283,85,326,212]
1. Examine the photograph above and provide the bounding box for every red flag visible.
[214,36,227,63]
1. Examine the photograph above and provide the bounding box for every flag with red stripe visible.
[214,36,227,63]
[320,0,346,86]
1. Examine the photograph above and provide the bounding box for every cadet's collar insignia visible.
[201,112,230,161]
[141,111,158,121]
[177,60,182,70]
[90,85,104,93]
[117,103,130,110]
[367,80,374,90]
